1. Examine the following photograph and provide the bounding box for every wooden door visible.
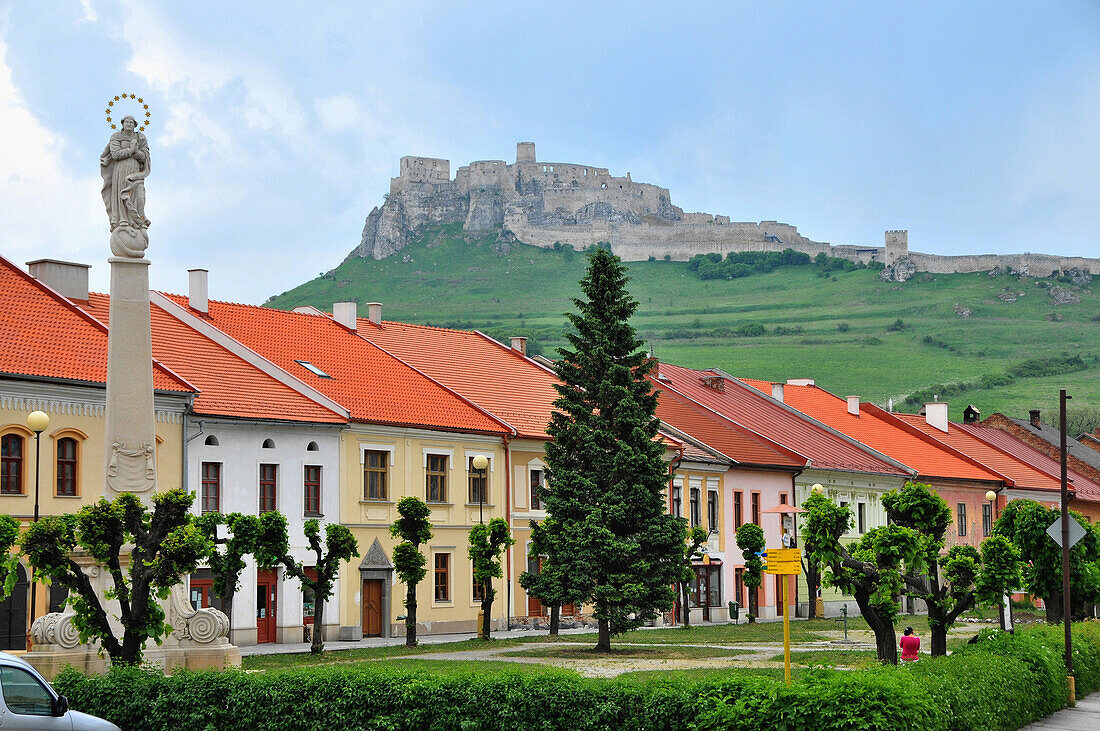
[526,556,544,617]
[701,569,711,622]
[0,565,27,650]
[256,570,278,643]
[362,579,383,637]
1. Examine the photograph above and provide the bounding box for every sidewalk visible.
[1021,692,1099,730]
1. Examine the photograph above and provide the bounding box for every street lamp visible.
[811,483,824,496]
[985,489,1008,631]
[26,410,49,650]
[472,454,489,524]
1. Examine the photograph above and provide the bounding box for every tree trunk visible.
[595,616,611,652]
[927,610,948,658]
[681,582,691,627]
[1045,597,1063,623]
[854,590,897,664]
[222,593,235,645]
[806,563,819,620]
[480,595,492,640]
[549,603,560,637]
[311,591,325,654]
[747,584,758,623]
[405,581,418,648]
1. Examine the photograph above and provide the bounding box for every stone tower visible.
[516,141,536,164]
[885,230,908,266]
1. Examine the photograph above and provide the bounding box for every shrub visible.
[837,322,850,333]
[734,322,767,337]
[885,318,907,332]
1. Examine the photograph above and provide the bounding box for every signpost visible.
[763,547,801,684]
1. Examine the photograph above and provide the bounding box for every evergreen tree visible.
[542,248,685,652]
[390,496,433,647]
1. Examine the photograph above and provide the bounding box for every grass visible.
[267,224,1100,419]
[775,650,880,668]
[241,636,534,670]
[502,645,751,660]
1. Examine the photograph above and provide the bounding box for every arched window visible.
[306,441,319,452]
[56,437,78,496]
[262,438,275,449]
[0,434,24,495]
[204,435,219,447]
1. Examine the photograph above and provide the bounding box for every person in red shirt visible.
[900,626,920,662]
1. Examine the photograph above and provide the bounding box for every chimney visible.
[787,378,815,387]
[27,259,90,301]
[366,302,382,325]
[847,396,860,416]
[925,402,949,433]
[771,383,784,403]
[333,301,358,331]
[1029,409,1042,428]
[510,336,527,355]
[963,405,981,424]
[701,375,724,392]
[187,268,208,313]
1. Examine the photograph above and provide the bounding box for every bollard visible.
[477,610,485,639]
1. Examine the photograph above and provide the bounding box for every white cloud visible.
[77,0,98,23]
[0,36,103,272]
[315,94,363,132]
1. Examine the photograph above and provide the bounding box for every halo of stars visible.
[105,94,151,132]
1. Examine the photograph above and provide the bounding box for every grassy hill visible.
[268,224,1100,422]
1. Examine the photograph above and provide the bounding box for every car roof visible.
[0,652,38,671]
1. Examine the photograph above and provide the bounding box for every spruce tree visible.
[543,247,685,652]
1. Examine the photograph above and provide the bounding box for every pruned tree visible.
[678,525,708,627]
[803,491,924,664]
[519,517,579,637]
[542,247,686,652]
[390,496,432,647]
[802,553,822,619]
[468,517,514,640]
[0,516,21,600]
[734,523,765,623]
[194,511,288,642]
[21,490,209,665]
[274,516,358,654]
[992,499,1099,622]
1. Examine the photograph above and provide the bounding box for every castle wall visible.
[906,251,1100,275]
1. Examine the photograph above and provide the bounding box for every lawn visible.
[775,650,880,668]
[502,645,751,660]
[242,636,535,670]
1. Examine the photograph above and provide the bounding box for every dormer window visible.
[295,360,332,379]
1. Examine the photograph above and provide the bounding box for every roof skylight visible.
[295,360,333,379]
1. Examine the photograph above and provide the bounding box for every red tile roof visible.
[656,364,909,476]
[741,379,1006,484]
[84,294,345,424]
[358,321,559,439]
[960,423,1100,502]
[654,382,806,469]
[160,296,509,435]
[0,256,193,393]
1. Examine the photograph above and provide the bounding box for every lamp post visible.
[984,489,1007,631]
[811,483,824,496]
[26,410,49,650]
[472,454,489,524]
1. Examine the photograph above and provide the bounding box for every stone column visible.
[104,256,157,495]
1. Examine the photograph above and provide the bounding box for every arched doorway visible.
[0,564,28,650]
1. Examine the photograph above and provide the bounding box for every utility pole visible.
[1059,389,1074,705]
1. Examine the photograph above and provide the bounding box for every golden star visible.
[137,97,144,103]
[130,94,136,98]
[113,96,119,101]
[143,104,149,109]
[110,124,117,129]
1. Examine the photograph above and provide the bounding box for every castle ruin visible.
[349,143,1100,278]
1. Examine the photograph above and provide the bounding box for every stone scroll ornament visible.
[101,94,152,258]
[106,441,155,493]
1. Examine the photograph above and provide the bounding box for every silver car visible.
[0,652,119,730]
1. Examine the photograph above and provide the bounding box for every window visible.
[259,464,277,513]
[780,493,788,505]
[302,567,318,624]
[857,503,866,534]
[707,491,719,533]
[672,485,682,518]
[689,488,701,528]
[0,665,55,716]
[188,569,222,613]
[530,468,544,510]
[204,434,219,446]
[840,500,849,531]
[56,436,78,496]
[751,492,761,525]
[468,457,487,504]
[295,360,332,378]
[303,465,321,516]
[734,567,745,606]
[982,503,992,537]
[957,502,967,537]
[363,450,388,500]
[261,438,275,449]
[434,553,450,601]
[306,441,319,452]
[472,564,488,602]
[0,434,23,495]
[734,491,743,528]
[201,462,220,514]
[426,454,448,503]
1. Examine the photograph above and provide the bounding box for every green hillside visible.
[268,224,1100,422]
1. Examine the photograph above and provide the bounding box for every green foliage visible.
[20,490,209,665]
[885,318,907,332]
[903,353,1088,407]
[734,523,765,621]
[974,535,1022,607]
[689,248,812,281]
[391,496,433,647]
[542,248,685,647]
[0,515,22,600]
[468,518,515,604]
[54,624,1100,731]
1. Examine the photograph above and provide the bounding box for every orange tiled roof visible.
[742,379,1006,484]
[84,294,345,424]
[359,321,559,439]
[960,423,1100,502]
[656,364,909,476]
[160,296,509,435]
[654,382,806,469]
[0,256,192,393]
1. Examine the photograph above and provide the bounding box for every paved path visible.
[1023,692,1100,730]
[238,625,597,656]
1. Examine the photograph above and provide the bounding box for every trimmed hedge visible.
[53,623,1100,731]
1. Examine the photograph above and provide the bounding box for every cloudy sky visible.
[2,1,1099,304]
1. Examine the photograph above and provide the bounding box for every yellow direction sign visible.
[763,562,801,575]
[763,548,802,575]
[768,548,801,562]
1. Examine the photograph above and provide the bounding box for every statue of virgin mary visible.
[100,115,151,254]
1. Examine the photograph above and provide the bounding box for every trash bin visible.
[815,598,824,617]
[728,601,739,623]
